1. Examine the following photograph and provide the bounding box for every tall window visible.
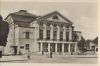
[60,25,63,28]
[53,31,57,40]
[60,31,63,41]
[53,24,57,28]
[39,22,43,26]
[46,30,50,40]
[25,44,29,50]
[47,23,50,26]
[39,30,43,39]
[25,32,30,39]
[66,32,69,41]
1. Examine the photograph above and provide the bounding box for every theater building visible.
[4,10,82,55]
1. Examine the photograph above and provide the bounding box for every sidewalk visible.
[0,55,27,62]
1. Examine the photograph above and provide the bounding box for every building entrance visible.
[43,43,48,52]
[50,43,55,52]
[57,43,62,53]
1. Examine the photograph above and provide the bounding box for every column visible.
[62,43,64,53]
[68,44,70,53]
[55,43,57,53]
[48,43,50,53]
[74,44,77,53]
[69,27,72,41]
[43,23,46,39]
[63,26,66,41]
[57,25,60,40]
[40,43,43,52]
[50,24,53,40]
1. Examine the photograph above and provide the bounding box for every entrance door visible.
[64,44,69,52]
[50,43,55,52]
[57,43,62,53]
[43,43,48,52]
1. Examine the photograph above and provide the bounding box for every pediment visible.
[39,11,72,24]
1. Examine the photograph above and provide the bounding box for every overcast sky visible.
[0,0,98,40]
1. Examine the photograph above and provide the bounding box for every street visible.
[0,54,98,64]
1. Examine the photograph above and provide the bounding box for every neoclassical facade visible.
[4,10,81,55]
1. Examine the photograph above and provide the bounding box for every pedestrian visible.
[27,50,31,60]
[50,51,52,58]
[70,48,73,55]
[42,50,44,55]
[48,46,53,58]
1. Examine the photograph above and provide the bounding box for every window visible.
[60,25,63,28]
[66,25,69,28]
[66,32,69,41]
[60,31,63,41]
[53,24,57,27]
[53,31,57,40]
[25,44,29,50]
[46,30,50,40]
[52,15,59,20]
[39,30,43,39]
[25,32,30,39]
[39,22,43,26]
[20,46,24,49]
[47,23,50,26]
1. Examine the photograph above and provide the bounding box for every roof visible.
[5,10,37,27]
[11,10,37,17]
[5,10,37,23]
[38,11,73,24]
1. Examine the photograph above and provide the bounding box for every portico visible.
[38,41,77,54]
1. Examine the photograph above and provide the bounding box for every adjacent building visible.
[4,10,82,55]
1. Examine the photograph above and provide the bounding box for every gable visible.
[39,11,73,24]
[5,15,14,24]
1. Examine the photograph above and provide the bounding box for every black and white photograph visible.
[0,0,98,65]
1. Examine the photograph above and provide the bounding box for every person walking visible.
[27,50,31,60]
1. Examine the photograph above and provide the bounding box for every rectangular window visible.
[39,30,43,39]
[47,30,50,40]
[66,32,69,41]
[53,24,57,27]
[20,46,24,49]
[47,23,50,26]
[60,31,63,41]
[53,31,57,40]
[25,44,29,50]
[25,32,30,39]
[39,22,43,26]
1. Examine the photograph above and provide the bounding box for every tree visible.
[85,39,91,50]
[77,36,86,54]
[0,15,9,46]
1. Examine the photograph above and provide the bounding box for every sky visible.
[0,0,98,40]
